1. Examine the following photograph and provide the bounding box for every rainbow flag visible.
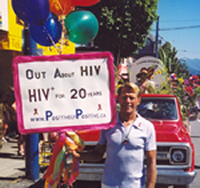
[43,132,84,188]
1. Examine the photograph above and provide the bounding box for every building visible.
[0,0,75,95]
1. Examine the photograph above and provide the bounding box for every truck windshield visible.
[137,98,178,120]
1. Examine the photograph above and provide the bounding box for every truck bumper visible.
[77,164,197,186]
[156,169,197,185]
[77,164,103,181]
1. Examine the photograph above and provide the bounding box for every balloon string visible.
[43,26,61,54]
[54,0,64,15]
[60,16,65,54]
[61,16,67,52]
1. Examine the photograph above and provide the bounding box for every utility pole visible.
[155,16,159,58]
[22,24,40,181]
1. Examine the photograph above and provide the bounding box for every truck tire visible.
[155,184,169,188]
[73,181,101,188]
[174,185,189,188]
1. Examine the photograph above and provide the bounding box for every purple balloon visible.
[12,0,50,25]
[30,13,62,46]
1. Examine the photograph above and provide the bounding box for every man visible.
[72,82,157,188]
[136,68,156,94]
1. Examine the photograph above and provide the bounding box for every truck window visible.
[137,98,178,120]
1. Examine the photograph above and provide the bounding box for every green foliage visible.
[88,0,158,63]
[190,86,200,106]
[158,41,200,120]
[157,79,173,94]
[194,87,200,96]
[159,42,179,73]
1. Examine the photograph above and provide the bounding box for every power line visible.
[160,19,200,23]
[158,35,199,56]
[151,24,200,32]
[159,35,167,42]
[159,25,200,31]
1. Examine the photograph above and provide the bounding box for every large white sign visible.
[13,52,116,134]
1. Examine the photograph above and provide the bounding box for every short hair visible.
[140,67,148,73]
[117,82,141,98]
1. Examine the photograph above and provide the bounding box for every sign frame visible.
[13,52,116,134]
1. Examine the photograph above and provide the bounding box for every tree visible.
[87,0,158,64]
[158,42,200,119]
[159,42,177,73]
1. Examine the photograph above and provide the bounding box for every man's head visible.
[117,82,141,115]
[136,68,148,84]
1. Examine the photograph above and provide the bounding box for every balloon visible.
[30,13,62,46]
[12,0,50,25]
[72,0,100,7]
[64,10,99,44]
[49,0,74,16]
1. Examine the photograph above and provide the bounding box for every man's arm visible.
[71,144,106,162]
[146,149,157,188]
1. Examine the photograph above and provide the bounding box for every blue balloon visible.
[12,0,50,25]
[30,13,62,46]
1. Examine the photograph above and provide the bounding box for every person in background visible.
[2,122,8,143]
[136,67,156,94]
[71,82,157,188]
[1,87,25,156]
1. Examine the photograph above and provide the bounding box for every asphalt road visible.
[189,118,200,188]
[0,137,35,188]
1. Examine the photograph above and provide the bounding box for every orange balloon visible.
[49,0,74,16]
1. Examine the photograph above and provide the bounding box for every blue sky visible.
[151,0,200,59]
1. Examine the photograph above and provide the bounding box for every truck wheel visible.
[155,184,169,188]
[174,185,189,188]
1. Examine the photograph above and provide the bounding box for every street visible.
[0,137,33,188]
[189,119,200,188]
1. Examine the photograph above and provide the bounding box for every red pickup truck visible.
[77,94,196,188]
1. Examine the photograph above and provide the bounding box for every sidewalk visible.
[0,137,43,188]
